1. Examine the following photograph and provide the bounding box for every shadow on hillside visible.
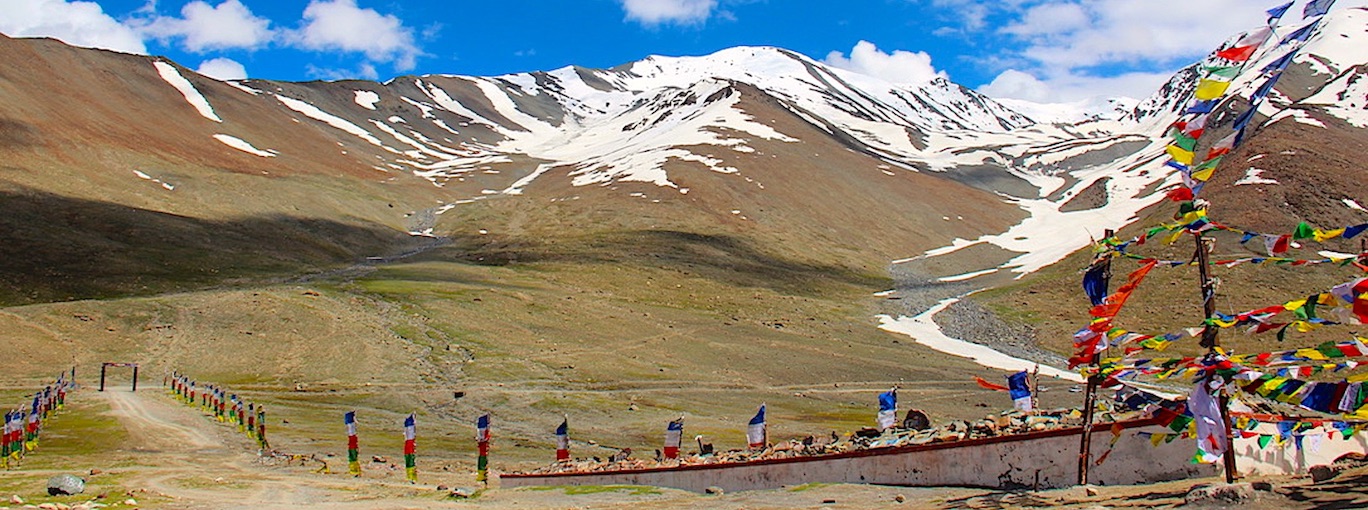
[0,185,412,305]
[421,229,889,294]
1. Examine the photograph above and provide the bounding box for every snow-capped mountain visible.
[0,8,1364,304]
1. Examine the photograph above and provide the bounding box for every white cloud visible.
[140,0,273,52]
[0,0,147,54]
[289,0,420,70]
[306,62,378,81]
[822,41,947,85]
[620,0,718,25]
[932,0,1274,102]
[979,68,1170,103]
[195,56,247,80]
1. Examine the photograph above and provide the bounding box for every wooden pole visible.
[1077,230,1114,485]
[1194,231,1237,483]
[99,364,107,392]
[131,365,139,392]
[1031,365,1040,413]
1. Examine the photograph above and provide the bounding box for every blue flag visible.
[1082,263,1109,306]
[1250,77,1279,104]
[1280,22,1317,45]
[1185,99,1218,114]
[1261,51,1297,74]
[1303,0,1334,18]
[1007,371,1033,411]
[1266,2,1293,23]
[1233,108,1258,131]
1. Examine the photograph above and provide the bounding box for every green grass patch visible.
[788,482,832,492]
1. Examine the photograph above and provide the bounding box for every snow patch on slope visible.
[213,134,275,157]
[354,90,381,110]
[154,61,221,123]
[276,94,399,154]
[877,299,1081,382]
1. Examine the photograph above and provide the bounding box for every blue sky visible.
[0,0,1342,102]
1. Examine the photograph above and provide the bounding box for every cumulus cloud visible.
[139,0,273,52]
[979,68,1171,104]
[920,0,1276,102]
[620,0,718,25]
[289,0,420,70]
[0,0,147,54]
[822,41,947,85]
[306,62,378,81]
[195,56,247,80]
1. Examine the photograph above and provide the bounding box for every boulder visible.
[1309,464,1340,483]
[47,474,86,496]
[1183,483,1254,505]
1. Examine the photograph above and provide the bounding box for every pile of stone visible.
[517,409,1105,475]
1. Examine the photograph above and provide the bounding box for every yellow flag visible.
[1150,433,1166,447]
[1314,228,1345,242]
[1194,79,1232,100]
[1192,164,1217,181]
[1166,144,1195,165]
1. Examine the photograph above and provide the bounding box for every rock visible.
[1309,464,1340,483]
[894,494,906,503]
[11,494,24,504]
[124,499,138,506]
[371,455,388,463]
[1251,481,1275,492]
[1183,483,1254,505]
[705,486,724,495]
[1084,485,1099,496]
[48,474,86,496]
[436,485,448,491]
[88,469,103,476]
[822,499,836,504]
[449,488,473,498]
[39,503,61,510]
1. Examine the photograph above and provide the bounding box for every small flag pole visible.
[345,411,360,476]
[475,414,491,485]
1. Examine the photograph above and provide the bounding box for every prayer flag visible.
[877,389,898,430]
[1281,22,1317,45]
[1083,262,1110,306]
[664,418,683,459]
[1186,99,1218,114]
[1216,26,1273,62]
[1007,371,1033,411]
[1267,2,1293,24]
[747,404,767,449]
[1166,144,1195,166]
[554,418,569,461]
[1251,77,1279,104]
[1233,107,1258,131]
[1304,0,1334,18]
[404,414,417,482]
[974,376,1010,391]
[1190,379,1227,463]
[1194,79,1233,100]
[344,411,360,476]
[1263,51,1297,74]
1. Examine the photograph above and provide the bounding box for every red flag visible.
[974,376,1009,391]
